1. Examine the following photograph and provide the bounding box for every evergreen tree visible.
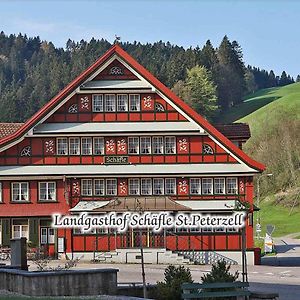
[279,71,289,86]
[296,75,300,82]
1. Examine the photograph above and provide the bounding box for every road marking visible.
[265,272,274,275]
[279,270,291,274]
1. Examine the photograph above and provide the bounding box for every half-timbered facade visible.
[0,45,264,264]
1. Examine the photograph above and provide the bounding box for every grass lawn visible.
[254,196,300,238]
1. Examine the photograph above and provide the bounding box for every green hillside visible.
[217,83,300,238]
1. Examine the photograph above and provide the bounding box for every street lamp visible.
[256,173,273,238]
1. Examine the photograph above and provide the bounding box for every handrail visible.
[92,235,109,261]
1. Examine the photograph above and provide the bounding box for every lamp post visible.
[256,173,273,238]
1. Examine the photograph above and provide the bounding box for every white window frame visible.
[140,137,151,154]
[153,178,164,195]
[81,137,92,155]
[202,178,213,195]
[128,137,139,154]
[40,227,55,244]
[94,179,105,196]
[165,178,176,195]
[92,94,104,112]
[165,136,176,154]
[129,178,140,195]
[117,94,128,111]
[105,94,116,112]
[69,137,80,155]
[106,179,117,196]
[57,138,68,155]
[12,182,29,202]
[190,178,201,195]
[81,179,93,196]
[227,177,238,194]
[12,219,29,239]
[129,94,140,111]
[39,182,56,201]
[94,137,104,155]
[152,136,164,154]
[0,182,2,202]
[141,178,152,195]
[214,178,225,194]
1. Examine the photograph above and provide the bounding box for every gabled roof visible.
[0,44,265,171]
[215,123,251,140]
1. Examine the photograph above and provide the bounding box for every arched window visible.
[155,102,165,112]
[202,144,214,155]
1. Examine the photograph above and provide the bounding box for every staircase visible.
[176,250,238,265]
[92,248,191,264]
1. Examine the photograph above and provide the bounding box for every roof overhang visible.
[0,163,259,178]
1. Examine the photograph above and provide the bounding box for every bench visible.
[182,281,251,299]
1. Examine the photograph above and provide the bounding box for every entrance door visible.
[40,227,55,256]
[131,229,148,248]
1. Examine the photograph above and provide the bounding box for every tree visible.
[296,75,300,82]
[279,71,290,86]
[245,69,258,94]
[172,65,219,120]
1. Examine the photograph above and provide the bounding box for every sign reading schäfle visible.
[104,156,129,164]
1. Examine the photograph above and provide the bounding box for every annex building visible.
[0,45,264,264]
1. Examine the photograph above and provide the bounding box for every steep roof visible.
[0,44,265,171]
[215,123,251,140]
[0,123,24,138]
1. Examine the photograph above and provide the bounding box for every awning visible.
[33,121,202,135]
[70,198,242,213]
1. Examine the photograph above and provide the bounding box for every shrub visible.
[156,265,193,300]
[201,260,238,300]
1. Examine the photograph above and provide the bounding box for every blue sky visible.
[1,0,299,78]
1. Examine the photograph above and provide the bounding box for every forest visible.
[0,31,296,122]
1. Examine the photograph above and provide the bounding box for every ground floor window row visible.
[80,177,238,196]
[0,219,55,246]
[56,136,215,156]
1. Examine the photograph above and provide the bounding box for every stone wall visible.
[0,267,118,296]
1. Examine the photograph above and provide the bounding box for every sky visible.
[0,0,299,78]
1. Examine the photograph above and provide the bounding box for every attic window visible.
[155,103,165,112]
[202,144,214,155]
[109,66,123,75]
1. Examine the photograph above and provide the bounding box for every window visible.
[39,182,56,201]
[129,179,140,195]
[94,179,105,196]
[165,178,176,195]
[12,219,28,239]
[12,182,29,201]
[69,138,80,155]
[40,228,55,244]
[94,137,104,155]
[117,94,128,111]
[190,178,201,195]
[129,94,140,111]
[106,179,117,196]
[202,178,213,194]
[214,178,225,194]
[82,138,92,155]
[227,178,238,194]
[153,178,164,195]
[128,137,139,154]
[141,178,152,195]
[57,138,68,155]
[0,182,2,202]
[140,137,151,154]
[152,137,164,154]
[105,94,116,112]
[165,137,176,154]
[203,144,214,155]
[92,95,103,112]
[81,179,93,196]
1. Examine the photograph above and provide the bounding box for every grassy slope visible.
[217,83,300,238]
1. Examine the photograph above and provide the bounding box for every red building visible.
[0,45,264,264]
